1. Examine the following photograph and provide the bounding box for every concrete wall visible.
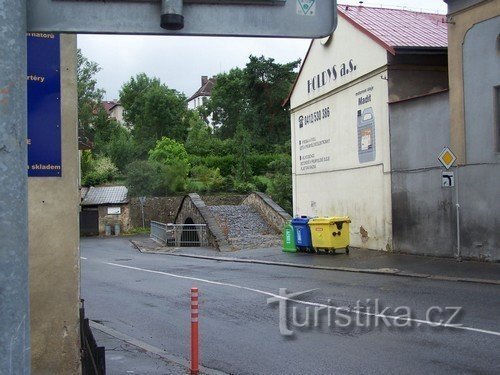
[387,53,449,102]
[28,34,80,373]
[458,15,500,260]
[445,0,499,163]
[390,91,455,257]
[463,16,499,163]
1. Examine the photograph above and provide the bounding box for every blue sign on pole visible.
[27,33,62,177]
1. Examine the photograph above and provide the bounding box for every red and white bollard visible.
[190,287,199,375]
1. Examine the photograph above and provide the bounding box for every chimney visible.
[201,76,208,86]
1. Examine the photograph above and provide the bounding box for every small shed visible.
[80,186,130,236]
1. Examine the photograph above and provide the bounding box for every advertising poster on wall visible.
[27,33,62,177]
[294,100,334,174]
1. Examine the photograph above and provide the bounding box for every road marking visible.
[80,257,87,260]
[104,262,500,337]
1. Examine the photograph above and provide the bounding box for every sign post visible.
[438,147,461,261]
[0,1,30,373]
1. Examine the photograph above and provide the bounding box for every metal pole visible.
[455,165,461,261]
[190,287,199,375]
[160,0,184,30]
[0,1,30,374]
[139,196,146,228]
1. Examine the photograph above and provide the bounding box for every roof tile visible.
[338,5,447,49]
[81,186,128,206]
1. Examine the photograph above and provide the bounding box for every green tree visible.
[232,124,253,182]
[203,55,299,149]
[125,159,189,196]
[148,137,190,192]
[203,67,249,140]
[125,160,159,196]
[245,56,300,145]
[120,73,189,158]
[77,49,105,141]
[267,155,293,214]
[148,137,189,167]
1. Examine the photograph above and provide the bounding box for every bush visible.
[248,154,281,175]
[125,160,158,196]
[188,155,236,176]
[252,175,270,192]
[232,181,255,194]
[190,165,226,192]
[125,159,188,196]
[267,154,292,214]
[82,156,118,186]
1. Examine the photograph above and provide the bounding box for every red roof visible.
[101,100,120,114]
[338,5,447,53]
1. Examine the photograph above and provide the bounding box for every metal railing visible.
[80,299,106,375]
[150,221,208,247]
[150,220,168,243]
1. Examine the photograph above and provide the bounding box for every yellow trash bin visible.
[308,217,351,254]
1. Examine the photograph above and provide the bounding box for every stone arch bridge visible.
[174,192,291,251]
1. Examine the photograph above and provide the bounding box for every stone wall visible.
[98,204,130,234]
[129,194,247,228]
[175,194,231,251]
[203,194,246,206]
[243,192,292,232]
[129,196,183,227]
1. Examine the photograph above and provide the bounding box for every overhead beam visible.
[27,0,337,38]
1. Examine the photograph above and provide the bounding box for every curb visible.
[130,241,500,286]
[90,321,228,375]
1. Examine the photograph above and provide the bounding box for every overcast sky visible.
[77,0,448,101]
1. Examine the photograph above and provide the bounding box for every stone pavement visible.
[131,235,500,285]
[207,204,282,250]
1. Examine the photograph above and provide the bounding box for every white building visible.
[102,100,124,124]
[288,5,448,251]
[187,75,217,129]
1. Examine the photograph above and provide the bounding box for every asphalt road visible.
[81,237,500,375]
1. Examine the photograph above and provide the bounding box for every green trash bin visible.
[282,222,296,252]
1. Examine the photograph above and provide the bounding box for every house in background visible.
[80,185,130,236]
[288,5,448,252]
[188,75,218,129]
[101,99,125,124]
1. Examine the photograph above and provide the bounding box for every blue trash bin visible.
[291,216,313,252]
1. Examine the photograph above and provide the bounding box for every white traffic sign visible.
[438,147,456,170]
[442,171,455,187]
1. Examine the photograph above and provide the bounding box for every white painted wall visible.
[290,16,393,250]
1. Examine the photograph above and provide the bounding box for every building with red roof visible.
[288,4,449,252]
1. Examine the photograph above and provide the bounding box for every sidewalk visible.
[131,235,500,285]
[90,321,225,375]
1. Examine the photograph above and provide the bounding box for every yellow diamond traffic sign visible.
[438,147,456,170]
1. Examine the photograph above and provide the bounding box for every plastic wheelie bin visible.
[282,222,296,252]
[308,217,351,254]
[291,216,313,252]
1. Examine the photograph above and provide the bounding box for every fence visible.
[80,299,106,375]
[150,221,208,247]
